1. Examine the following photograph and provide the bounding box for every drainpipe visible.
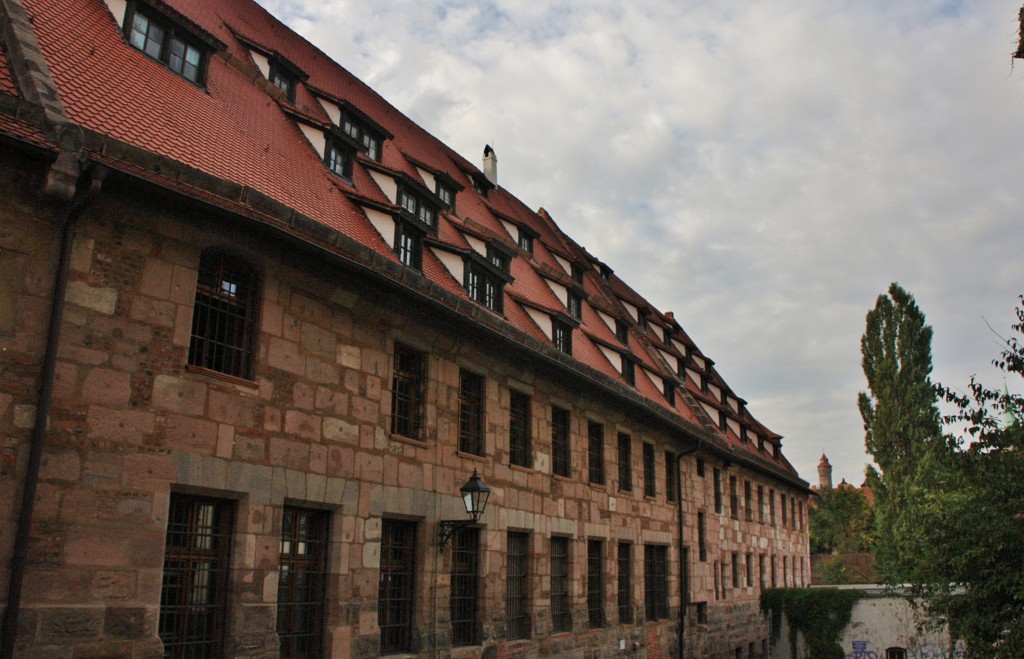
[676,439,700,659]
[0,163,107,659]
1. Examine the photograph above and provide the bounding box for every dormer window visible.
[463,253,512,314]
[622,358,635,386]
[615,319,628,344]
[638,309,649,329]
[126,3,208,84]
[394,222,423,270]
[269,63,296,102]
[341,112,383,161]
[397,187,437,229]
[436,181,455,207]
[486,245,511,274]
[517,229,534,254]
[567,290,582,320]
[599,264,612,282]
[325,139,355,179]
[571,263,584,284]
[665,382,676,406]
[552,320,572,354]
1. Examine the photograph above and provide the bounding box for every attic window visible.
[622,358,635,386]
[664,382,676,406]
[325,139,355,180]
[126,3,208,84]
[517,229,534,254]
[269,63,296,102]
[638,309,649,329]
[465,259,506,314]
[567,290,582,320]
[397,187,437,229]
[599,264,612,282]
[341,113,383,161]
[394,222,423,270]
[436,181,455,207]
[552,320,572,354]
[615,319,628,344]
[486,245,511,274]
[570,263,584,284]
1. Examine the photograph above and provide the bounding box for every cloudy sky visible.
[258,0,1024,487]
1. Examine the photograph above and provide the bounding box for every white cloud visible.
[260,0,1024,486]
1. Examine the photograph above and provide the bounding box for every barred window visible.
[588,421,605,485]
[509,390,531,467]
[379,520,417,653]
[617,433,632,492]
[697,512,707,562]
[551,406,571,478]
[617,542,632,624]
[506,532,530,640]
[587,540,605,628]
[550,537,572,633]
[643,443,656,497]
[732,553,740,588]
[159,494,234,658]
[665,451,677,502]
[758,485,765,523]
[713,468,722,514]
[189,250,258,379]
[644,545,668,620]
[459,370,485,456]
[278,507,329,658]
[770,490,777,526]
[730,476,739,520]
[391,344,424,439]
[744,480,753,521]
[451,528,480,646]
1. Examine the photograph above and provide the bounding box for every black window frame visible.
[517,228,534,254]
[397,186,438,230]
[615,318,629,344]
[391,344,425,440]
[124,1,210,85]
[732,553,740,588]
[188,249,259,380]
[587,421,605,485]
[643,443,656,498]
[586,539,605,629]
[567,289,582,320]
[730,476,739,521]
[550,536,572,633]
[324,138,356,180]
[744,480,753,522]
[617,433,632,493]
[697,511,707,562]
[617,541,632,625]
[394,220,424,270]
[278,507,330,659]
[713,469,723,514]
[159,493,235,658]
[341,111,384,161]
[644,545,669,621]
[458,369,485,456]
[486,244,511,274]
[379,519,417,654]
[465,260,504,314]
[436,180,456,208]
[552,318,572,354]
[696,459,705,477]
[551,406,571,478]
[758,485,765,523]
[665,451,677,502]
[509,390,532,468]
[621,357,635,386]
[269,62,297,103]
[450,527,480,646]
[506,531,530,640]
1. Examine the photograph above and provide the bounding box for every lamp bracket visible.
[438,519,476,549]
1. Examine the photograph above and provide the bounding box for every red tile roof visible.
[3,0,801,484]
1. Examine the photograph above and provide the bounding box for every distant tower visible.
[818,453,833,490]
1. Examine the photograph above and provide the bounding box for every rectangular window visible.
[746,554,753,588]
[771,555,777,588]
[744,481,753,521]
[391,344,424,439]
[379,519,417,653]
[551,406,571,478]
[783,556,788,587]
[713,561,720,601]
[713,469,722,514]
[730,476,739,520]
[550,537,572,633]
[588,421,605,485]
[781,494,788,527]
[644,545,669,621]
[159,494,234,658]
[552,319,572,354]
[587,540,605,628]
[486,245,510,273]
[268,64,296,101]
[189,250,258,379]
[325,140,354,179]
[394,221,423,270]
[466,261,503,313]
[397,187,437,228]
[127,4,207,84]
[643,443,656,497]
[571,262,584,283]
[436,181,455,207]
[278,507,329,659]
[617,433,632,492]
[617,542,632,624]
[720,562,728,600]
[451,528,480,646]
[696,459,705,477]
[697,512,707,562]
[458,370,485,456]
[341,112,384,161]
[509,390,532,467]
[506,532,530,640]
[732,553,740,588]
[518,229,534,254]
[798,501,805,531]
[757,486,765,523]
[615,318,629,344]
[567,290,582,319]
[770,490,776,526]
[665,451,677,502]
[695,602,708,624]
[759,555,766,590]
[621,358,635,386]
[791,498,797,530]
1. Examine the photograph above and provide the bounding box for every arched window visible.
[188,250,257,379]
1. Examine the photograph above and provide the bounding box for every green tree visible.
[809,486,874,555]
[858,283,944,580]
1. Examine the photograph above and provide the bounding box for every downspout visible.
[676,439,700,659]
[0,162,106,659]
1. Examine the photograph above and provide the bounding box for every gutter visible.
[676,439,701,659]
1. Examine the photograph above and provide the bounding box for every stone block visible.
[151,375,206,415]
[65,281,117,315]
[172,304,192,347]
[300,321,336,358]
[336,344,360,369]
[64,526,130,567]
[86,407,154,444]
[103,606,148,638]
[169,264,198,305]
[284,409,320,441]
[234,435,266,463]
[306,357,339,385]
[164,414,219,453]
[269,436,310,471]
[138,259,172,299]
[267,336,304,375]
[322,417,358,444]
[90,570,136,599]
[207,389,256,428]
[130,296,176,327]
[81,367,131,407]
[37,607,103,642]
[69,236,95,274]
[39,448,80,482]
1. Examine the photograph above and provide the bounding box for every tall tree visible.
[858,283,943,580]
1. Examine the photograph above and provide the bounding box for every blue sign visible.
[852,641,867,651]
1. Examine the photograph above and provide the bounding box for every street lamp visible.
[437,469,490,549]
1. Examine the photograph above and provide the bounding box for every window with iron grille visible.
[278,507,329,658]
[617,433,632,492]
[665,451,677,502]
[188,250,258,379]
[159,493,234,658]
[644,545,668,621]
[125,2,208,84]
[391,344,424,439]
[617,542,632,624]
[643,443,656,497]
[459,370,485,456]
[770,490,777,526]
[394,221,423,270]
[588,421,605,485]
[744,480,753,521]
[550,537,572,633]
[757,485,765,523]
[587,540,605,628]
[781,493,788,526]
[697,512,707,562]
[746,554,753,588]
[729,476,739,520]
[732,553,740,588]
[451,528,480,646]
[379,519,417,654]
[551,406,571,478]
[506,532,529,640]
[759,554,766,590]
[509,390,531,467]
[713,469,722,514]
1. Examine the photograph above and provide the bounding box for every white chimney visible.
[483,145,497,185]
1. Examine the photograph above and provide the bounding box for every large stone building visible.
[0,0,811,656]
